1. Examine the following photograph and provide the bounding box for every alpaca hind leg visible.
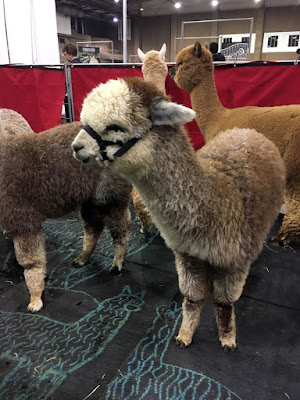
[74,203,104,267]
[13,231,47,312]
[212,268,248,351]
[174,252,209,348]
[132,187,152,234]
[106,207,131,272]
[277,182,300,245]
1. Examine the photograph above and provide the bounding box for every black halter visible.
[83,125,140,162]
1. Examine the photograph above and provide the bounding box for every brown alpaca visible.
[0,108,34,135]
[171,42,300,245]
[0,121,132,312]
[72,77,285,350]
[131,43,168,233]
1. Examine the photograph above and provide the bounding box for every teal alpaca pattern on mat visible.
[105,302,243,400]
[0,286,145,399]
[0,216,157,399]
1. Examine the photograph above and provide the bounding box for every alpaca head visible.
[71,77,195,172]
[137,44,168,81]
[171,42,214,93]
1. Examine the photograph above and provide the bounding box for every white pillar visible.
[123,0,127,63]
[0,0,59,64]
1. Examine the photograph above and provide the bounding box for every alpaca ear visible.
[137,48,145,62]
[193,42,202,58]
[150,98,196,126]
[159,43,167,61]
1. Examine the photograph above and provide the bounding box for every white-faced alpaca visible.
[0,108,34,135]
[138,43,168,93]
[0,121,132,312]
[171,42,300,245]
[131,43,168,233]
[72,78,285,351]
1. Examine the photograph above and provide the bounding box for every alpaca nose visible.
[72,143,84,152]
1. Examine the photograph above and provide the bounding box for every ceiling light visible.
[140,8,144,11]
[174,2,181,9]
[114,0,119,3]
[211,0,219,6]
[254,0,261,2]
[113,17,118,22]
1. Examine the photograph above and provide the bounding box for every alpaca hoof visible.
[175,335,191,348]
[73,255,87,267]
[27,299,43,313]
[268,236,280,246]
[222,344,237,352]
[140,226,150,234]
[109,263,122,273]
[277,225,300,246]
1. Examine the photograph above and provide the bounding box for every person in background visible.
[62,42,81,123]
[62,42,81,64]
[296,48,300,61]
[209,42,225,62]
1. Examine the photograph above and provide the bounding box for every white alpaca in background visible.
[137,43,168,94]
[132,43,168,233]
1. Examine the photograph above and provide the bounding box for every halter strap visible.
[83,125,140,161]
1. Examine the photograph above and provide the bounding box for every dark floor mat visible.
[0,212,299,400]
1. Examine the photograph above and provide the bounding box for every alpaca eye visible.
[106,124,125,132]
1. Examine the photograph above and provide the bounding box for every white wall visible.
[0,0,59,64]
[56,13,71,35]
[0,1,9,63]
[262,31,300,53]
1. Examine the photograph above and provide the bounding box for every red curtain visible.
[214,64,300,108]
[0,63,299,143]
[0,66,65,132]
[71,63,300,150]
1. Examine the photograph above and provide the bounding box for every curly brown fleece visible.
[172,42,300,245]
[0,121,132,312]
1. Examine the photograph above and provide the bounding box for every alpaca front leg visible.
[175,252,209,348]
[107,208,131,272]
[277,183,300,245]
[213,303,236,351]
[13,231,47,312]
[212,268,248,351]
[132,187,152,234]
[176,297,205,348]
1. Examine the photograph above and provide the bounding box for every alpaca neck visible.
[130,128,223,253]
[190,69,225,140]
[143,72,166,94]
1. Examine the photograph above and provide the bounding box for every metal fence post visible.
[64,63,75,123]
